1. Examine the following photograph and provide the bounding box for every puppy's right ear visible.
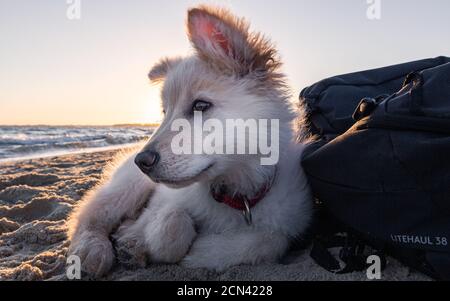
[148,57,181,83]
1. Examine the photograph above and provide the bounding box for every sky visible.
[0,0,449,125]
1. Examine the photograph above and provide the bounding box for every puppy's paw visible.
[181,253,230,272]
[113,234,147,269]
[68,231,115,279]
[181,254,213,271]
[181,237,231,272]
[146,210,197,263]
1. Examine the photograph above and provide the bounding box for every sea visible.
[0,126,155,163]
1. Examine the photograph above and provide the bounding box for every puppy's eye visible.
[192,100,212,112]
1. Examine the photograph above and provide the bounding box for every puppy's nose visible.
[135,150,160,174]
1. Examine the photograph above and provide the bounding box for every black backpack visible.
[300,56,450,280]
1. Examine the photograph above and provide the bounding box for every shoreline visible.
[0,143,140,165]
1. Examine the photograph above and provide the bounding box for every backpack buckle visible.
[353,97,378,121]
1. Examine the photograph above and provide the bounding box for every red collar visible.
[211,177,275,211]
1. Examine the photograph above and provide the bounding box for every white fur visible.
[68,6,312,278]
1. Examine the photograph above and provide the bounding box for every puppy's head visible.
[136,6,294,188]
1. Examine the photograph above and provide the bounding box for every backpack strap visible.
[309,203,387,275]
[311,232,387,275]
[403,71,425,115]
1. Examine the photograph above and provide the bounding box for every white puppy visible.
[68,5,312,278]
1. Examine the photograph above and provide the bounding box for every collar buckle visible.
[242,199,253,226]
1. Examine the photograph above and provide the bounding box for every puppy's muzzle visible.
[135,150,160,174]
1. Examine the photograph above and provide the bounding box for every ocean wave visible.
[0,126,154,161]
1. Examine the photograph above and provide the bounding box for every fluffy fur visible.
[68,5,312,278]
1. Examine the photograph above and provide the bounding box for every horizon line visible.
[0,123,161,127]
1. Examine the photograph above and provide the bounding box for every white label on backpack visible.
[391,235,448,247]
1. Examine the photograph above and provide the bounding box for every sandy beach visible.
[0,149,430,281]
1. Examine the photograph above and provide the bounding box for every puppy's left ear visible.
[148,57,182,83]
[187,6,280,79]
